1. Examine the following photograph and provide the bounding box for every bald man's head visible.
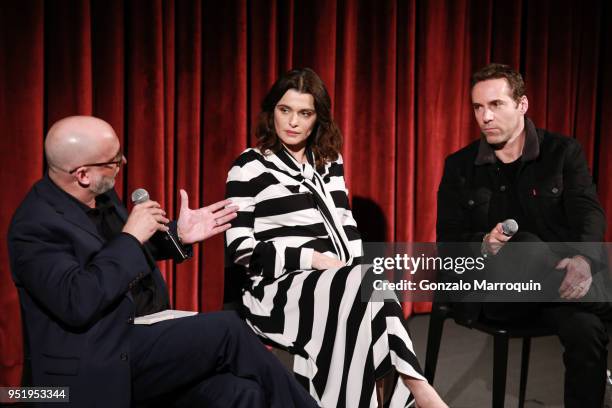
[45,116,119,173]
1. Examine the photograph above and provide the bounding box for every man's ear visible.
[74,167,91,187]
[518,95,528,115]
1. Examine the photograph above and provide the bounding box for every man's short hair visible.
[471,63,525,102]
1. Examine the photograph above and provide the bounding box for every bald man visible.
[8,116,318,408]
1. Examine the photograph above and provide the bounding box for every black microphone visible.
[131,188,188,260]
[501,218,519,237]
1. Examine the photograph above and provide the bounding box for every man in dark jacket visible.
[437,63,610,407]
[8,115,318,408]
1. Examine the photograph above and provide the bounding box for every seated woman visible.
[225,68,446,408]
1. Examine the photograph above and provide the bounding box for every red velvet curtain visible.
[2,0,612,387]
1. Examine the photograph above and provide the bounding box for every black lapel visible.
[106,188,128,222]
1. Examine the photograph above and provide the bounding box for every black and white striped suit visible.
[225,147,425,407]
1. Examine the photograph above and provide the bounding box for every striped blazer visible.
[225,147,363,280]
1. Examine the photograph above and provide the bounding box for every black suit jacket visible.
[436,118,607,322]
[8,175,185,407]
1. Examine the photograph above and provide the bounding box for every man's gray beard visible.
[90,174,115,195]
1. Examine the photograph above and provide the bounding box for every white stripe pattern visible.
[225,148,425,407]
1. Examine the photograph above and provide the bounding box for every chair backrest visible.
[223,264,249,310]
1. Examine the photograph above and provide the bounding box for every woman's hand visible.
[312,251,345,270]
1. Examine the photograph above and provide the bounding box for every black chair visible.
[424,303,556,408]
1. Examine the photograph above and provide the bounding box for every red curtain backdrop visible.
[2,0,612,387]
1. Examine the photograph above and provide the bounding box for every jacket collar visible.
[36,174,123,242]
[474,117,540,165]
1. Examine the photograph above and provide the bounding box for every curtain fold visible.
[200,0,248,311]
[173,0,201,308]
[45,0,93,120]
[2,0,611,387]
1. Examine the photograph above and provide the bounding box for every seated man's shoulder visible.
[445,139,480,165]
[540,128,577,144]
[9,178,72,236]
[12,181,54,218]
[539,128,584,155]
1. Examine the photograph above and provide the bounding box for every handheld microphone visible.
[131,188,149,205]
[501,218,519,237]
[131,188,188,260]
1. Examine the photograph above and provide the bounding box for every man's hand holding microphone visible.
[122,188,238,246]
[481,218,592,299]
[481,218,518,257]
[122,199,169,244]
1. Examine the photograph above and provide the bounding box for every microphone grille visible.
[502,218,519,236]
[131,188,149,204]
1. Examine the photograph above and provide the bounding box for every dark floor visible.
[408,313,612,408]
[269,313,612,407]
